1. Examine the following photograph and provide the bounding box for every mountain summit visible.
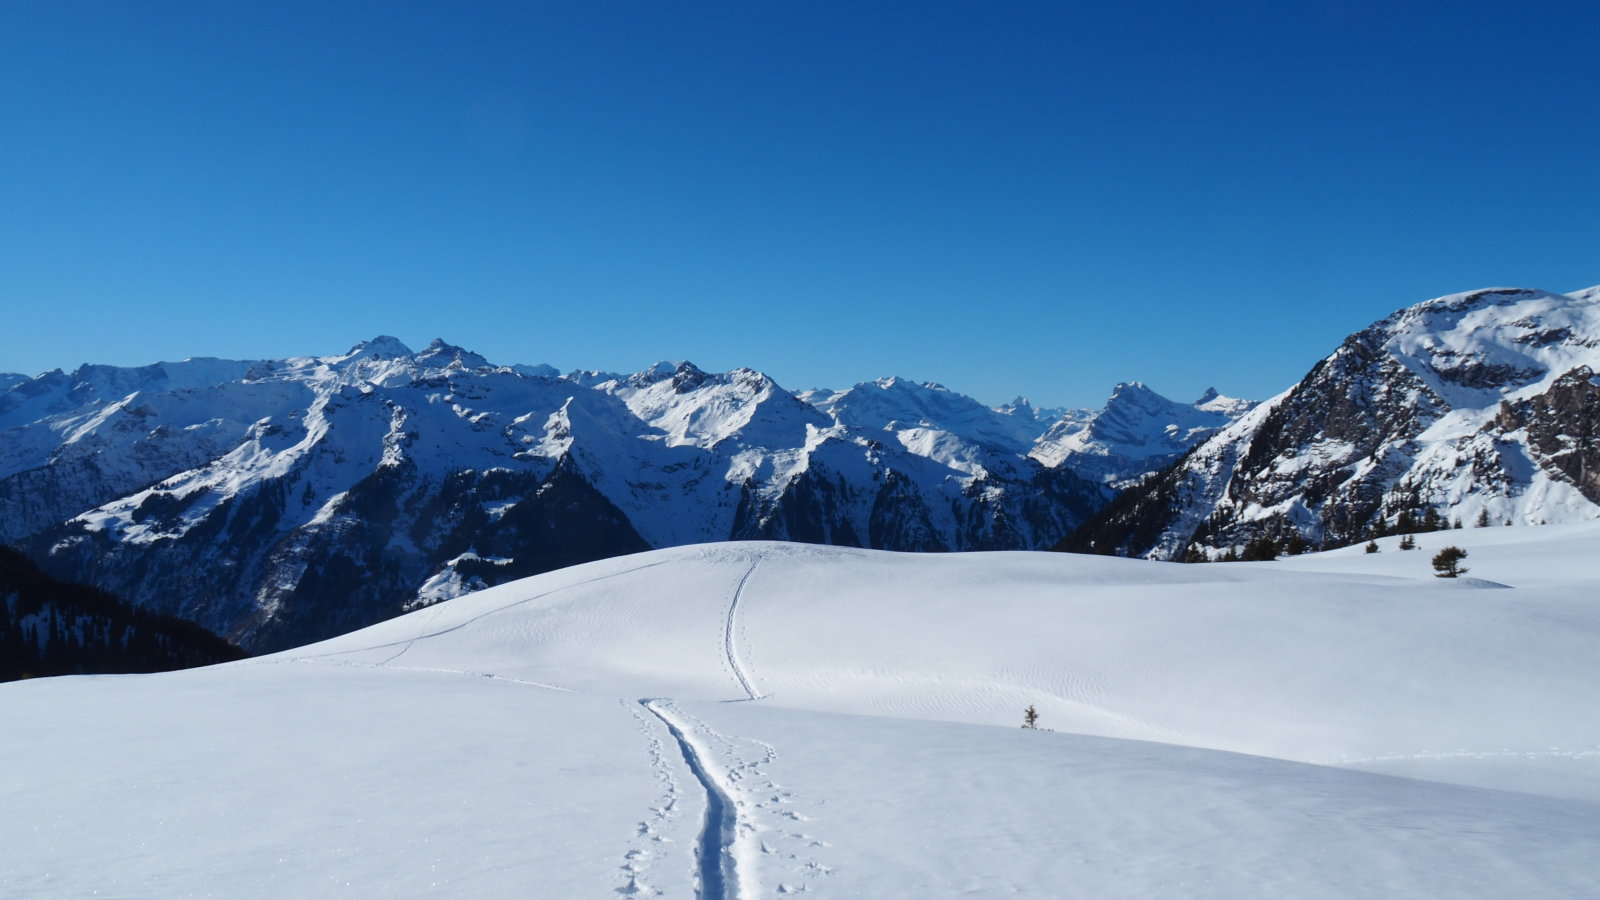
[1061,285,1600,558]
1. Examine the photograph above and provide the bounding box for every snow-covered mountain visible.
[6,526,1600,897]
[1064,285,1600,558]
[0,340,1245,651]
[1031,381,1255,486]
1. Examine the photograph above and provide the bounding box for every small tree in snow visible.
[1398,534,1417,551]
[1022,705,1040,729]
[1432,546,1469,578]
[1364,540,1380,554]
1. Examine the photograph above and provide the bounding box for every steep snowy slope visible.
[1065,285,1600,558]
[5,526,1598,897]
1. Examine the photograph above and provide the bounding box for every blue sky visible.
[3,1,1598,409]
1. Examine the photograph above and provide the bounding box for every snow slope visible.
[5,523,1599,897]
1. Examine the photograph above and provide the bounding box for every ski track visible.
[641,699,744,900]
[723,560,763,702]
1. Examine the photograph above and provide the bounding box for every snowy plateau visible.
[5,525,1600,897]
[0,341,1247,651]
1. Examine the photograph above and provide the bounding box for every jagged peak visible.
[869,376,951,394]
[1102,382,1171,411]
[414,338,491,371]
[629,360,704,387]
[343,335,415,360]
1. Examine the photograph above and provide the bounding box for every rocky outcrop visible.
[1060,286,1600,559]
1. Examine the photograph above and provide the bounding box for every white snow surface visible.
[6,523,1600,898]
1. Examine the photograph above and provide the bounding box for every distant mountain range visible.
[0,341,1248,651]
[6,282,1596,652]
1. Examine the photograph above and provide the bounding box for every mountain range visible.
[5,282,1598,651]
[0,342,1247,651]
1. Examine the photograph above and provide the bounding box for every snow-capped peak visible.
[341,335,415,361]
[1030,381,1257,485]
[414,338,492,371]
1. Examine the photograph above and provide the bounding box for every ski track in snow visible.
[636,699,831,898]
[641,700,744,900]
[723,560,763,702]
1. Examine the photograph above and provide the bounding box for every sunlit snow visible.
[5,523,1599,897]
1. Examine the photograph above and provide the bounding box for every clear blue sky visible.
[3,1,1598,409]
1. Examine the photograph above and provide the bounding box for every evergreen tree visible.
[1398,534,1417,551]
[1022,705,1040,729]
[1475,509,1491,528]
[1240,535,1279,562]
[1432,546,1468,578]
[1364,540,1380,554]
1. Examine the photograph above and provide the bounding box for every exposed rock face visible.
[1060,286,1600,559]
[1496,366,1600,504]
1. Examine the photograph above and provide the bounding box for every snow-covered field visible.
[6,523,1600,897]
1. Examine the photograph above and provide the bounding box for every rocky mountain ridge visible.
[1061,285,1600,559]
[1,342,1245,650]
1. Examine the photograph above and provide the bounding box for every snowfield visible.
[5,524,1600,897]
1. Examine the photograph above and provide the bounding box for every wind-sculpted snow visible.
[6,525,1600,897]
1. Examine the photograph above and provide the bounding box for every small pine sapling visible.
[1022,705,1040,729]
[1432,546,1469,578]
[1364,540,1380,554]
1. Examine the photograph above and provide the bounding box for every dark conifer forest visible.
[0,545,247,682]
